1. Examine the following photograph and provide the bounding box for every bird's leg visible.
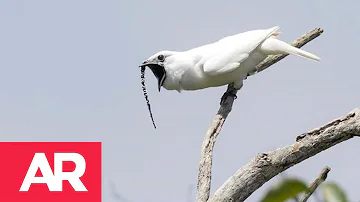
[220,81,242,105]
[220,91,237,104]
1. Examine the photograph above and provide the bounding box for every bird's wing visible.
[202,26,280,76]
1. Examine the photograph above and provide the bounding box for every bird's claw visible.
[220,91,237,105]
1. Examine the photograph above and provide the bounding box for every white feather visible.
[259,37,320,61]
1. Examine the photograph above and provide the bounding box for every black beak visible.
[139,61,166,92]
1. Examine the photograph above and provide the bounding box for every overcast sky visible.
[1,0,360,202]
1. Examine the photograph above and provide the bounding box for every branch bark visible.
[299,166,331,202]
[196,28,324,202]
[208,108,360,202]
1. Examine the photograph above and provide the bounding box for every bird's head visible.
[139,50,175,92]
[138,50,176,129]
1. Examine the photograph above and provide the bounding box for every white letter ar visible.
[19,153,88,192]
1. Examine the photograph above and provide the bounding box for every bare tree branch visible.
[196,28,324,202]
[208,108,360,202]
[300,166,331,202]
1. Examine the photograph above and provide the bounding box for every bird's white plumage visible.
[142,26,320,92]
[202,26,279,76]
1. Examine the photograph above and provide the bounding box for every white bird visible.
[139,26,320,128]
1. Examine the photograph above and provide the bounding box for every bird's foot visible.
[220,91,237,105]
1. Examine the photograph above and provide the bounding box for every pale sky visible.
[1,0,360,202]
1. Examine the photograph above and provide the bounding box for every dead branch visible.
[208,108,360,202]
[299,166,331,202]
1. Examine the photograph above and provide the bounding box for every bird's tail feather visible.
[260,37,320,61]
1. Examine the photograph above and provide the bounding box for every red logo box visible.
[0,142,102,202]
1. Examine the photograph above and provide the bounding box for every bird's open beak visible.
[139,61,166,92]
[139,60,156,67]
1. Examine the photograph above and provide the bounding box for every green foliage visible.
[322,182,348,202]
[261,178,309,202]
[261,177,351,202]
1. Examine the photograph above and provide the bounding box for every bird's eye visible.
[157,54,165,61]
